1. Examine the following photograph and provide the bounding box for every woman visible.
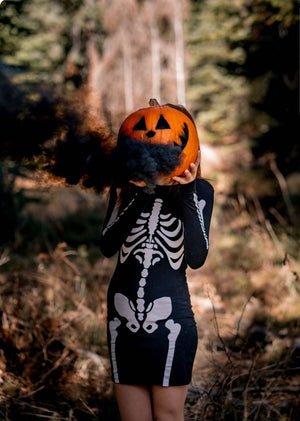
[99,110,214,421]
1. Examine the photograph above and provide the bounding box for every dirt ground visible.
[0,147,299,420]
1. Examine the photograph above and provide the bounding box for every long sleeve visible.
[181,179,214,269]
[99,186,151,258]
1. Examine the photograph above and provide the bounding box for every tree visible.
[187,0,251,141]
[187,0,299,152]
[0,0,107,162]
[239,0,299,175]
[96,0,190,131]
[0,0,105,89]
[174,0,186,105]
[187,0,299,227]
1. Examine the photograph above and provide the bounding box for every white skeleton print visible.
[120,197,184,322]
[110,197,186,386]
[106,188,210,386]
[100,178,214,387]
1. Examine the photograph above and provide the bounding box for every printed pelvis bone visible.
[114,292,172,333]
[110,198,184,385]
[109,302,181,386]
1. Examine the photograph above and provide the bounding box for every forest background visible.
[0,0,299,420]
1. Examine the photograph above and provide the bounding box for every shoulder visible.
[195,178,214,195]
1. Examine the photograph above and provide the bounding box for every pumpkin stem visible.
[149,98,160,107]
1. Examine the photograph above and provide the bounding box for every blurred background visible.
[0,0,299,420]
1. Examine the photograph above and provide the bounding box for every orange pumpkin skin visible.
[118,100,199,177]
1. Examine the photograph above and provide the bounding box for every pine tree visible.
[187,0,251,142]
[187,0,299,226]
[0,0,104,88]
[238,0,299,175]
[187,0,299,158]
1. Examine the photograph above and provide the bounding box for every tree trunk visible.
[122,33,134,113]
[86,38,104,123]
[151,23,161,100]
[173,0,186,105]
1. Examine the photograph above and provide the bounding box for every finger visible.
[172,169,192,184]
[193,150,201,178]
[190,152,200,172]
[185,170,195,182]
[189,162,197,177]
[172,175,185,184]
[195,150,201,166]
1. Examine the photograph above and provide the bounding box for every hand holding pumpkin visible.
[120,99,201,190]
[155,151,201,186]
[172,150,201,185]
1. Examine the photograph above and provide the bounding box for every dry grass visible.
[0,240,118,420]
[0,162,299,420]
[184,175,300,421]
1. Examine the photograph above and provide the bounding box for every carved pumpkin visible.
[118,99,199,177]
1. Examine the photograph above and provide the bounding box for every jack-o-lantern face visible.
[118,99,199,177]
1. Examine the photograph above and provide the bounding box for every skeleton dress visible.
[100,179,213,386]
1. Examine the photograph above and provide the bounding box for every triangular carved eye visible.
[133,116,147,131]
[155,114,171,130]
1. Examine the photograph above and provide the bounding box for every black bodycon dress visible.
[100,179,214,386]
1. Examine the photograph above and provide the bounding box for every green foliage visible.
[240,1,299,174]
[187,0,252,140]
[187,0,299,152]
[0,0,105,87]
[187,0,299,230]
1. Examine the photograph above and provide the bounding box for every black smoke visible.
[0,70,184,194]
[52,135,183,193]
[49,96,114,192]
[51,128,113,191]
[113,136,183,192]
[50,101,183,193]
